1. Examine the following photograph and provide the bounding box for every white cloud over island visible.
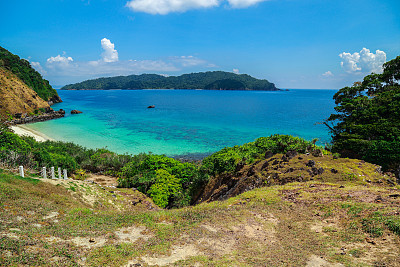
[101,38,119,62]
[126,0,269,15]
[32,38,212,84]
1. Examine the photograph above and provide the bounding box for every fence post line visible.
[42,167,47,179]
[19,166,24,178]
[63,169,68,180]
[51,167,55,179]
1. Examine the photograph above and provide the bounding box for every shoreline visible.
[11,124,55,142]
[9,124,210,160]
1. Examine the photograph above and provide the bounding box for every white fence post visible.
[58,167,62,179]
[19,166,24,178]
[63,169,68,180]
[42,167,47,179]
[51,167,55,179]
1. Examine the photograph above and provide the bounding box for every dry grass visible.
[1,168,399,266]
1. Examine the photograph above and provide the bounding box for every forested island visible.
[61,71,279,91]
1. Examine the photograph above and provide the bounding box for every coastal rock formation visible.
[6,109,65,125]
[147,105,155,109]
[71,110,83,114]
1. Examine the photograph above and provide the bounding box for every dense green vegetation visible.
[202,134,323,176]
[0,121,325,208]
[326,56,400,174]
[0,46,60,102]
[61,71,279,91]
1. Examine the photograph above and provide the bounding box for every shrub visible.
[147,169,182,208]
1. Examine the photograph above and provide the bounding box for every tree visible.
[326,56,400,174]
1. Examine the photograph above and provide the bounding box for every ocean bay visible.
[27,89,337,157]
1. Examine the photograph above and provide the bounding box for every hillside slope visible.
[0,67,50,117]
[0,168,399,266]
[197,151,392,203]
[0,46,61,103]
[61,71,279,91]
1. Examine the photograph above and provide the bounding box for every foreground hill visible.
[0,167,399,266]
[61,71,279,91]
[0,68,50,118]
[0,46,61,104]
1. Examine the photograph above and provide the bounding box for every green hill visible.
[61,71,279,91]
[0,46,61,103]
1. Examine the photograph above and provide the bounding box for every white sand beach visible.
[10,125,54,142]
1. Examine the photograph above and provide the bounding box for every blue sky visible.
[0,0,399,89]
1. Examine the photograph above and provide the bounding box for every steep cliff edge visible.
[0,67,50,117]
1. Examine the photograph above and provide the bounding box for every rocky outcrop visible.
[6,109,65,125]
[71,110,83,114]
[48,94,62,105]
[196,152,389,204]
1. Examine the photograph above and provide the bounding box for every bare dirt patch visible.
[86,174,118,188]
[70,236,108,249]
[114,226,152,243]
[310,220,339,236]
[306,255,344,267]
[140,245,201,266]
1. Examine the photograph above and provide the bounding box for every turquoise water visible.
[27,89,337,157]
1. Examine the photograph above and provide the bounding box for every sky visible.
[0,0,399,89]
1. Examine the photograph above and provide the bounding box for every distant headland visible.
[61,71,280,91]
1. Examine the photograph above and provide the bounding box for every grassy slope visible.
[1,166,399,266]
[197,152,394,203]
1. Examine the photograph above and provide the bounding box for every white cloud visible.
[126,0,268,14]
[339,48,386,74]
[233,68,239,74]
[47,55,73,64]
[227,0,267,8]
[170,56,207,67]
[126,0,220,15]
[101,38,119,62]
[322,71,333,77]
[30,61,47,75]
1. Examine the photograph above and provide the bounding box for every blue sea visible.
[27,89,337,158]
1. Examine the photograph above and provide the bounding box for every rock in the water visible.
[71,110,83,114]
[147,105,155,108]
